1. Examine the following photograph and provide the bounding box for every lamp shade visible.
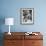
[5,18,14,25]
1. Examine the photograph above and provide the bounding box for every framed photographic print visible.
[20,8,34,24]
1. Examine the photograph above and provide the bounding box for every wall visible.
[0,0,46,46]
[0,0,46,32]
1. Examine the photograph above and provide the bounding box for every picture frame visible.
[20,8,34,24]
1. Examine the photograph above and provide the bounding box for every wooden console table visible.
[4,32,43,46]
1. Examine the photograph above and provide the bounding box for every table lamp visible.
[5,18,14,35]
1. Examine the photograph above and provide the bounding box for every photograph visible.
[20,8,34,24]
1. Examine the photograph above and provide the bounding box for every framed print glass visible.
[20,8,34,24]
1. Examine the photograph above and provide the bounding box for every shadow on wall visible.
[0,16,5,32]
[0,16,5,46]
[0,33,4,46]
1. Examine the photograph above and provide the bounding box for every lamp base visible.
[8,32,11,35]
